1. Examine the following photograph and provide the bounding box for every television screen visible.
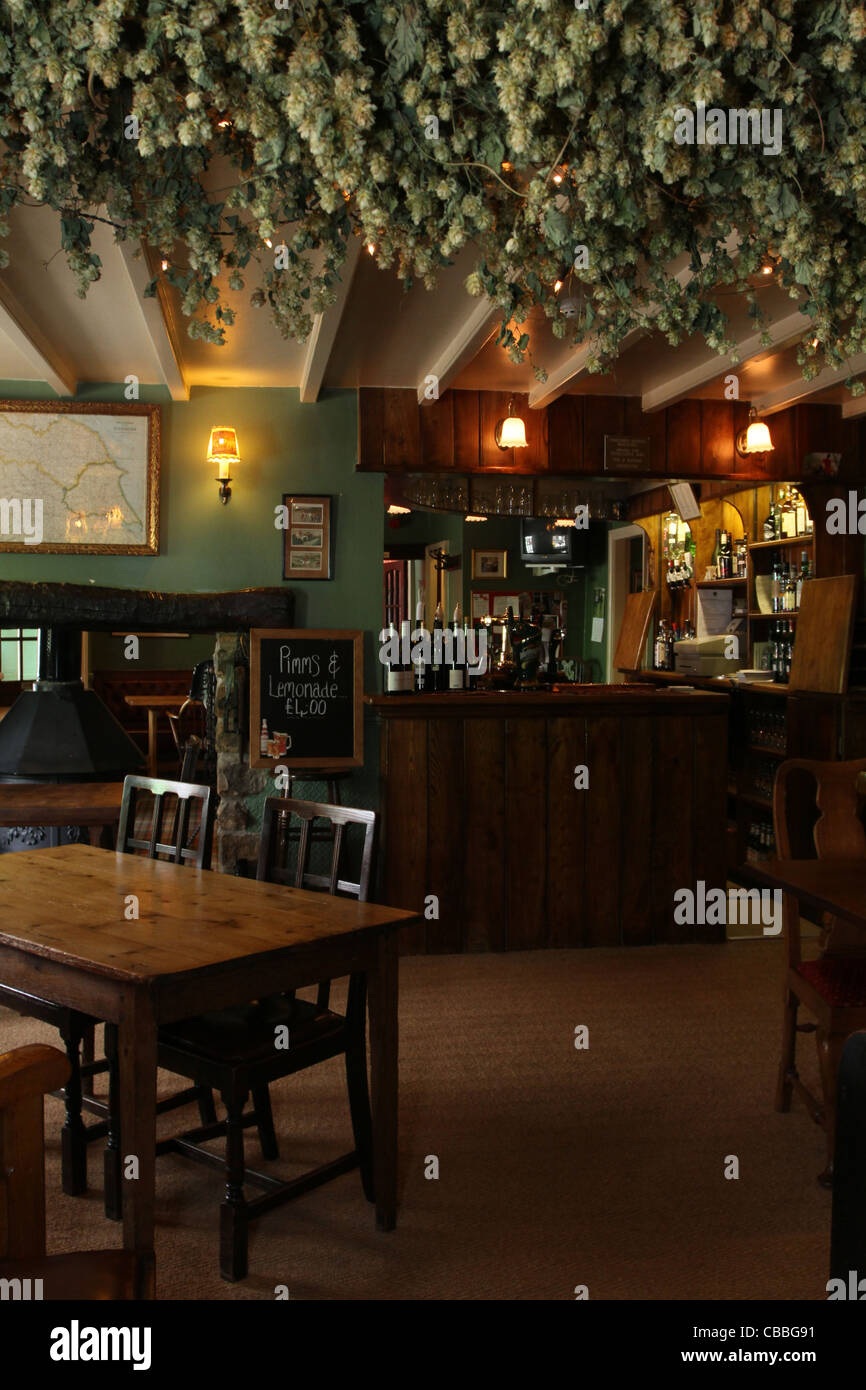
[520,518,586,567]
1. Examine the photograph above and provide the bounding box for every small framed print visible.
[471,548,508,580]
[282,494,333,579]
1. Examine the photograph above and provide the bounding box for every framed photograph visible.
[471,548,508,580]
[282,494,333,579]
[0,400,160,553]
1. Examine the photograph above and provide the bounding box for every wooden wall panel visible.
[426,718,465,952]
[382,388,422,471]
[583,395,626,473]
[701,400,735,476]
[547,715,587,947]
[583,716,623,946]
[505,718,548,949]
[453,389,480,471]
[419,393,455,470]
[547,395,584,473]
[463,719,507,950]
[666,399,702,476]
[625,395,667,474]
[620,714,654,946]
[381,718,429,952]
[357,386,384,471]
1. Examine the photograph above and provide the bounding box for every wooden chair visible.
[0,1044,149,1299]
[102,774,217,1220]
[774,757,866,1185]
[151,797,378,1281]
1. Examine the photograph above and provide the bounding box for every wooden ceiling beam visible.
[299,237,362,403]
[416,296,500,404]
[753,353,866,416]
[115,240,189,401]
[0,278,77,397]
[640,310,809,413]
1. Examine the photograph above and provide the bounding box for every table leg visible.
[147,710,158,778]
[367,930,398,1231]
[118,985,157,1297]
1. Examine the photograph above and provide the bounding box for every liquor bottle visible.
[654,620,667,671]
[737,535,748,578]
[712,528,722,578]
[785,565,797,612]
[794,488,807,536]
[431,602,445,692]
[398,619,413,692]
[412,599,428,693]
[781,487,796,539]
[763,496,776,541]
[449,605,466,690]
[785,619,795,680]
[670,622,679,670]
[260,718,269,756]
[771,621,781,683]
[466,620,482,690]
[771,561,781,614]
[796,550,810,608]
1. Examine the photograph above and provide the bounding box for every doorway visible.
[605,525,647,683]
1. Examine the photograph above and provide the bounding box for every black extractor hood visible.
[0,628,143,780]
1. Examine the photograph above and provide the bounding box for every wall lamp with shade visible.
[494,399,529,450]
[736,407,774,457]
[207,427,240,504]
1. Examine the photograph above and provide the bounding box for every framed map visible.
[0,400,160,554]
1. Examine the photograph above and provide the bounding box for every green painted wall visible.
[0,383,384,808]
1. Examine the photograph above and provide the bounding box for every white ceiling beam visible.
[0,277,77,396]
[841,387,866,420]
[416,296,500,404]
[529,232,742,410]
[299,237,362,403]
[753,353,866,416]
[115,240,189,401]
[640,310,810,413]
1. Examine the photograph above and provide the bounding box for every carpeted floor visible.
[1,939,833,1300]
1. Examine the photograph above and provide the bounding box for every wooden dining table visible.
[749,857,866,931]
[0,780,125,849]
[123,694,184,776]
[0,844,419,1297]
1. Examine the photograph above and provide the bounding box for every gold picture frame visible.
[0,399,160,554]
[471,548,508,580]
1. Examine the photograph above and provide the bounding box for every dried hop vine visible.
[1,0,865,387]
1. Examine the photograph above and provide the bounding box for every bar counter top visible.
[366,682,728,715]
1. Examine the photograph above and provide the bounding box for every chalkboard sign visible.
[249,629,363,770]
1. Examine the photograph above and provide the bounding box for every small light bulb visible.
[161,259,168,271]
[762,264,773,275]
[366,242,376,256]
[501,160,513,172]
[554,279,563,294]
[264,238,272,249]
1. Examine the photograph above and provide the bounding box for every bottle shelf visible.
[747,743,787,758]
[748,610,798,619]
[696,578,747,588]
[748,536,814,550]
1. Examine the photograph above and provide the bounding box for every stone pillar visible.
[213,632,270,874]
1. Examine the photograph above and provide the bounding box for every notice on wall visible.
[249,628,363,770]
[603,436,651,473]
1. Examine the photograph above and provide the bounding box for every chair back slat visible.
[117,775,215,870]
[257,797,376,903]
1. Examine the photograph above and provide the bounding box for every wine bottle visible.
[449,604,465,690]
[412,599,428,693]
[712,528,722,578]
[431,601,445,692]
[383,622,400,694]
[397,619,413,693]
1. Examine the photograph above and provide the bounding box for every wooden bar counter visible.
[367,684,729,953]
